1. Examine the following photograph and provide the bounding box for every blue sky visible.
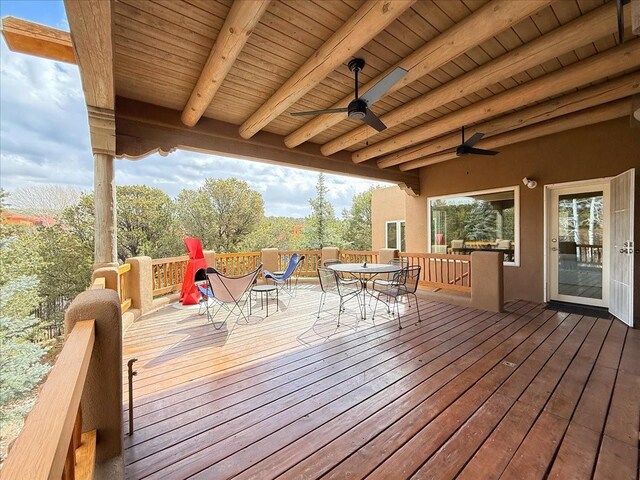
[0,0,387,217]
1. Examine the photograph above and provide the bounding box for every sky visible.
[0,0,388,218]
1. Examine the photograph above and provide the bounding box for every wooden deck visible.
[122,284,639,480]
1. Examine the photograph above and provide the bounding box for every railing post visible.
[470,251,504,312]
[378,248,399,264]
[261,248,279,273]
[64,289,123,473]
[203,250,215,268]
[91,266,118,292]
[321,247,339,266]
[126,256,153,316]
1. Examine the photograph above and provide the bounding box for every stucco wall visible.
[413,117,639,320]
[371,186,407,250]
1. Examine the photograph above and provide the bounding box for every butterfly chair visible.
[371,265,422,329]
[203,264,262,330]
[317,267,363,327]
[264,253,304,297]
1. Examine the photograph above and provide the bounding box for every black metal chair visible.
[371,265,422,329]
[317,267,363,327]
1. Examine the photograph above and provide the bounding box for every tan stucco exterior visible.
[392,117,639,321]
[371,186,407,251]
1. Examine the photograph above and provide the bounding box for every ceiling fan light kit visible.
[455,126,500,157]
[291,58,407,134]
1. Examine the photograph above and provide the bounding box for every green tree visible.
[64,186,182,262]
[176,178,264,252]
[240,216,302,251]
[342,188,375,250]
[35,225,93,327]
[302,173,344,249]
[0,227,50,439]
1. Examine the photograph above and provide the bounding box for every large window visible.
[429,187,519,265]
[386,220,406,251]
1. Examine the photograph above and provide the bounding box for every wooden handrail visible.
[118,263,132,313]
[2,320,96,480]
[400,252,472,293]
[277,250,321,277]
[90,277,105,290]
[151,257,189,297]
[151,255,188,265]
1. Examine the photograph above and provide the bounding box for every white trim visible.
[427,185,520,267]
[385,219,405,251]
[544,178,610,307]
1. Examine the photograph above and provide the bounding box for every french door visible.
[609,169,635,327]
[548,181,609,307]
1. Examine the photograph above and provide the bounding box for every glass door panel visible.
[549,185,608,307]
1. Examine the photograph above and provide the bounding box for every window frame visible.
[385,219,406,251]
[427,185,520,267]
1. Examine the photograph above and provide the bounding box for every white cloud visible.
[0,43,389,217]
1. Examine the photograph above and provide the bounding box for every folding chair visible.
[203,264,262,330]
[264,253,304,297]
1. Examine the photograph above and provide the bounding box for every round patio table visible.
[327,263,402,320]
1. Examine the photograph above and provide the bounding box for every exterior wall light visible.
[522,177,538,189]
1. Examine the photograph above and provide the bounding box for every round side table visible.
[250,284,278,317]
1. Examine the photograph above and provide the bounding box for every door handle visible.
[551,247,557,251]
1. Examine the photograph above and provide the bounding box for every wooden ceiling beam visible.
[321,1,624,157]
[115,97,420,195]
[0,16,75,64]
[399,99,632,171]
[181,0,269,127]
[64,0,115,155]
[283,0,552,149]
[238,0,416,140]
[352,38,640,163]
[378,71,640,168]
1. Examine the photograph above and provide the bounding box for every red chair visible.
[181,237,208,305]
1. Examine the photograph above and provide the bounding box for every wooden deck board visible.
[122,286,637,480]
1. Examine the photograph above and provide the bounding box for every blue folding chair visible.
[264,253,305,297]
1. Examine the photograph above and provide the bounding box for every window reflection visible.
[430,189,516,263]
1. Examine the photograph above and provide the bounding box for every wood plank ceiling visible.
[112,0,639,171]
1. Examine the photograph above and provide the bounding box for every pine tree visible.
[303,173,341,249]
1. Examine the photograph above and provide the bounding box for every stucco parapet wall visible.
[470,251,504,313]
[261,248,279,273]
[126,256,153,314]
[92,265,118,292]
[64,288,123,469]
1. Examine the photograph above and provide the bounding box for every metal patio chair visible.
[203,264,262,330]
[317,267,363,327]
[371,265,422,329]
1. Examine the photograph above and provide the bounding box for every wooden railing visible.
[278,250,321,277]
[151,255,188,297]
[117,263,132,313]
[576,244,603,265]
[339,250,379,264]
[1,320,97,480]
[400,252,471,293]
[214,251,261,276]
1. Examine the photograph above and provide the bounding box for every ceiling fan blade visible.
[291,107,348,116]
[361,108,387,132]
[359,66,408,106]
[463,132,485,147]
[465,147,499,156]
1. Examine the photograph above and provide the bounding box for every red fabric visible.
[181,237,208,305]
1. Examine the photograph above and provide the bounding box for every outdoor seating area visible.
[1,0,638,478]
[122,292,639,480]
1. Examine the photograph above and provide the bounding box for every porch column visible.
[89,107,117,267]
